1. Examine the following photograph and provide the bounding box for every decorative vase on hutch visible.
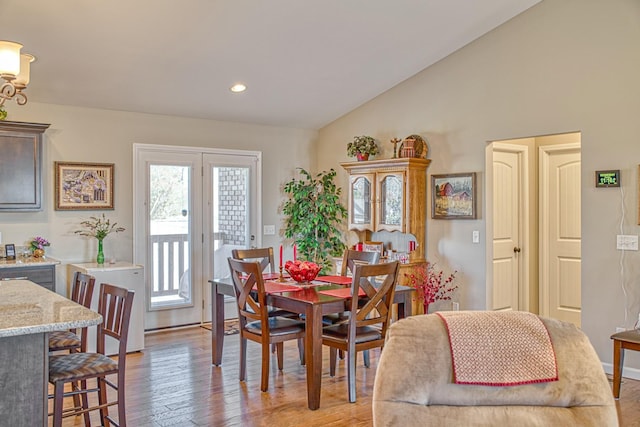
[356,153,369,161]
[96,238,105,264]
[32,248,45,258]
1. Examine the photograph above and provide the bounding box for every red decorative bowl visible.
[284,260,321,283]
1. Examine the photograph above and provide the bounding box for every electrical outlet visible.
[452,302,460,311]
[263,225,275,235]
[616,327,626,333]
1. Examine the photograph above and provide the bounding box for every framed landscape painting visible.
[431,172,476,219]
[55,162,114,210]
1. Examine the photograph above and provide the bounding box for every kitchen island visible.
[0,280,101,426]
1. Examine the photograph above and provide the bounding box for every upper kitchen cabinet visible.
[0,120,50,211]
[341,158,431,250]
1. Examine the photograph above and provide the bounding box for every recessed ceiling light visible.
[230,83,247,93]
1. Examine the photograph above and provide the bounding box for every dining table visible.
[209,275,414,410]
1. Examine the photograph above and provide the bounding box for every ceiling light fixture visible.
[230,83,247,93]
[0,40,35,107]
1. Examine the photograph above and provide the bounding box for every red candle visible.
[279,245,283,268]
[293,244,297,260]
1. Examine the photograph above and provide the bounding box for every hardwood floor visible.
[52,326,640,426]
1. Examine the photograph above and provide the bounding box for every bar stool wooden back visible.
[48,272,96,353]
[48,283,134,427]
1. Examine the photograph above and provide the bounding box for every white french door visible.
[134,144,260,330]
[202,152,260,323]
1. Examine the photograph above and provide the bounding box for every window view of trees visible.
[149,165,189,222]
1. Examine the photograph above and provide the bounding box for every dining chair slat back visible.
[340,249,380,276]
[232,247,276,274]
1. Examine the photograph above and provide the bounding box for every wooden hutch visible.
[341,157,431,308]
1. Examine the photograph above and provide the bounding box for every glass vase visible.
[97,238,105,264]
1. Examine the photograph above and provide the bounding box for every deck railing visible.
[149,233,189,299]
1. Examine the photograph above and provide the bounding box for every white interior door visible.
[202,152,260,322]
[540,143,581,326]
[489,143,529,311]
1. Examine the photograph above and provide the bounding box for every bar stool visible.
[610,329,640,398]
[48,272,96,353]
[49,283,134,427]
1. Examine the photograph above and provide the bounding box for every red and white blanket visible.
[436,311,558,386]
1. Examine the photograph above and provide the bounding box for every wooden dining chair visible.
[336,248,381,364]
[610,329,640,398]
[340,248,380,276]
[232,246,300,355]
[48,272,96,353]
[232,247,276,274]
[48,283,134,427]
[322,261,400,403]
[227,257,306,392]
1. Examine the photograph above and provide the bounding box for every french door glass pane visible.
[211,166,250,281]
[149,164,192,308]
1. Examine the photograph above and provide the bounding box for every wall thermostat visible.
[595,170,620,187]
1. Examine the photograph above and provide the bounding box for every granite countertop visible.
[0,280,102,338]
[0,256,61,268]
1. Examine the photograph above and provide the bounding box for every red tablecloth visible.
[315,275,352,285]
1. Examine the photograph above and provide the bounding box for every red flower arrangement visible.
[405,262,458,314]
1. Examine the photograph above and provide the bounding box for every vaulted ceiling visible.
[1,0,540,129]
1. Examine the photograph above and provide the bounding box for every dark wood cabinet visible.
[0,120,50,211]
[0,264,56,291]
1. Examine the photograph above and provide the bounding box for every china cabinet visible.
[0,120,50,211]
[341,157,431,263]
[342,157,431,314]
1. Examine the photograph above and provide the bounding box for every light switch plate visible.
[263,225,276,235]
[616,235,639,251]
[472,230,479,243]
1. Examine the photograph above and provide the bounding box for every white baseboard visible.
[602,362,640,380]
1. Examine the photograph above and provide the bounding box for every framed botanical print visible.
[55,162,114,210]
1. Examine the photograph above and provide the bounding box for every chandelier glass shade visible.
[0,40,34,107]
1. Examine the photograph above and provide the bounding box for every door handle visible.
[514,247,521,253]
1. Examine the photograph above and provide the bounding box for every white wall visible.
[0,102,317,291]
[316,0,640,371]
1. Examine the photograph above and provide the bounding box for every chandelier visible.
[0,40,34,107]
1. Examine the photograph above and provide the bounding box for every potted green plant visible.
[347,135,379,161]
[282,168,347,273]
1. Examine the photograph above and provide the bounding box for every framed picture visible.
[55,162,114,210]
[4,243,15,260]
[431,172,476,219]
